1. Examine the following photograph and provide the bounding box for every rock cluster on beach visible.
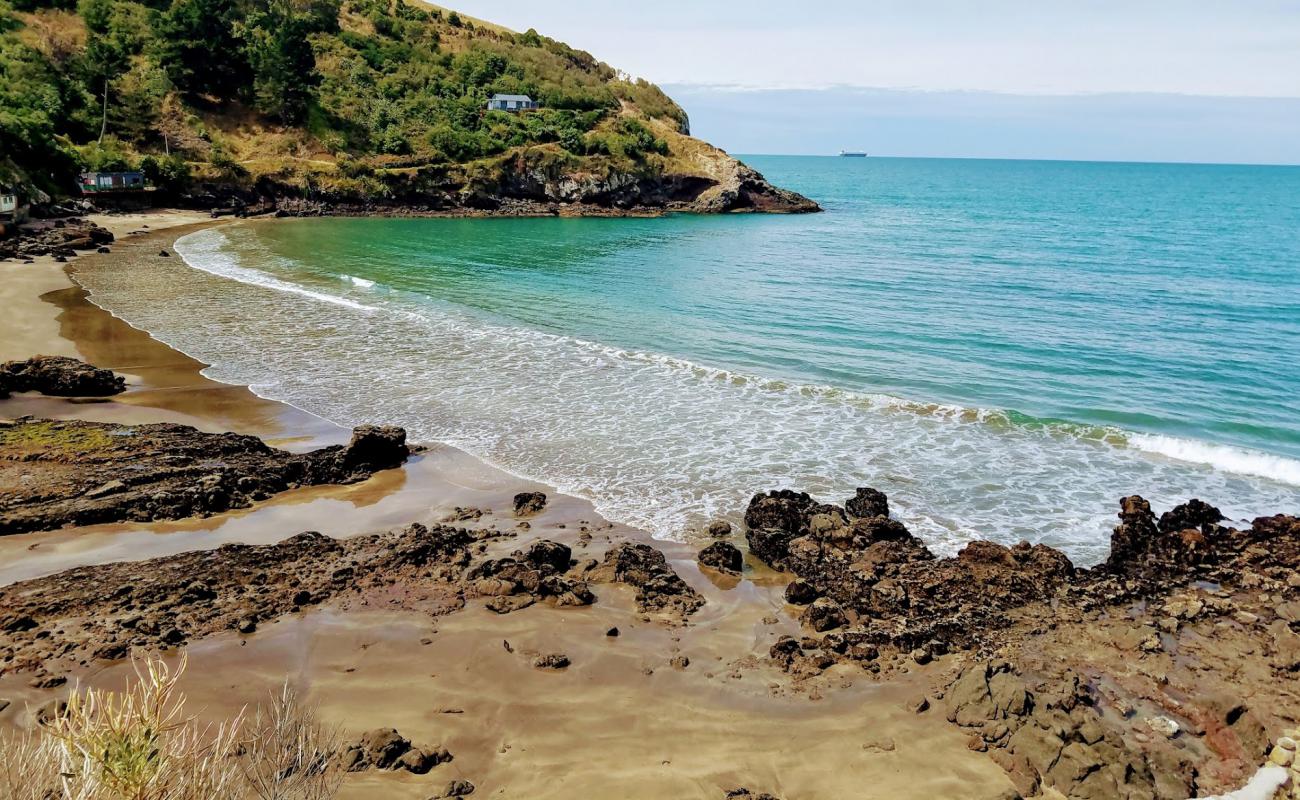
[341,727,453,775]
[0,355,125,399]
[467,539,595,614]
[0,218,114,262]
[740,485,1300,798]
[0,417,410,534]
[591,541,705,617]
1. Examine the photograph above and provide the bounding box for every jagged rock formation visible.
[742,486,1300,798]
[591,542,705,616]
[0,418,410,534]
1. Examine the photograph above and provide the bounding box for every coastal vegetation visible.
[0,655,344,800]
[0,0,687,199]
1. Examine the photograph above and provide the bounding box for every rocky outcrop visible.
[590,542,704,617]
[0,418,410,534]
[744,486,1300,797]
[0,523,474,678]
[945,662,1182,800]
[0,217,114,261]
[746,487,1071,651]
[466,539,594,614]
[341,728,452,774]
[513,491,548,516]
[169,141,819,219]
[0,356,125,398]
[698,541,743,573]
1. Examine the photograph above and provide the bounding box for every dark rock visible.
[1158,499,1224,534]
[526,539,571,573]
[845,487,889,519]
[533,653,570,669]
[159,249,170,257]
[513,491,547,516]
[698,541,743,573]
[783,579,819,605]
[0,356,125,398]
[800,597,847,632]
[606,626,619,637]
[341,728,451,774]
[340,425,408,472]
[745,527,799,571]
[2,615,38,633]
[438,779,475,797]
[0,524,472,675]
[706,519,732,537]
[744,489,820,537]
[592,542,705,616]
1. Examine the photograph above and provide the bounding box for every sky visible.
[456,1,1300,163]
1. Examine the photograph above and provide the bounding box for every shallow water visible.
[78,157,1300,563]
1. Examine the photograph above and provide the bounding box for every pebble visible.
[1146,716,1180,739]
[1234,611,1260,625]
[861,735,895,752]
[1268,745,1293,767]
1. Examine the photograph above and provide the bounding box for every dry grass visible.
[0,655,344,800]
[239,685,342,800]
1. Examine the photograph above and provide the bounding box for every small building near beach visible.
[78,171,146,194]
[486,93,538,112]
[0,185,29,235]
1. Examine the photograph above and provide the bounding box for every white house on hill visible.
[487,94,538,112]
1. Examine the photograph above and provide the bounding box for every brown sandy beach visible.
[0,213,1016,799]
[3,212,1299,800]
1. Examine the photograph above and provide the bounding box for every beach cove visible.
[0,204,1298,798]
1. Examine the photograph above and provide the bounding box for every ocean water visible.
[80,157,1300,564]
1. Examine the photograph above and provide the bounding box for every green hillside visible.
[0,0,700,200]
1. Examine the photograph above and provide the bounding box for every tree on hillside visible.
[155,0,246,98]
[239,0,319,122]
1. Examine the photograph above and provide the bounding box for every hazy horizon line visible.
[666,82,1300,102]
[732,153,1300,168]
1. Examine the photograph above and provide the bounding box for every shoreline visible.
[2,211,1297,799]
[0,212,1017,800]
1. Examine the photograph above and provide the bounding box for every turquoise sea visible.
[82,157,1300,563]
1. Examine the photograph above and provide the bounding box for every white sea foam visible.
[343,275,376,289]
[1128,433,1300,487]
[77,226,1300,566]
[174,229,378,312]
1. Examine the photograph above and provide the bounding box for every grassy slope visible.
[3,0,699,196]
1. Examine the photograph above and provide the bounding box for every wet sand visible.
[0,212,1017,799]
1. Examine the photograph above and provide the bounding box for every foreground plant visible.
[0,654,343,800]
[43,653,244,800]
[239,684,342,800]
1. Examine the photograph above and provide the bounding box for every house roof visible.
[489,94,533,102]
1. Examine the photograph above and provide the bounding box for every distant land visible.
[668,85,1300,166]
